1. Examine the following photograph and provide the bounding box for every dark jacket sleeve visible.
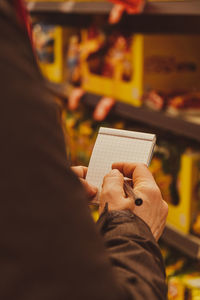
[97,206,167,299]
[0,3,167,300]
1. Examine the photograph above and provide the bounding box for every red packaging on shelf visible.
[109,0,146,13]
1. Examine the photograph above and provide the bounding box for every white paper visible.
[86,127,156,198]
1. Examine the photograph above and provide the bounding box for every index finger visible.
[112,162,155,186]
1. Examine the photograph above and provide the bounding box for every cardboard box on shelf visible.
[150,140,200,235]
[112,34,143,106]
[167,151,200,235]
[115,34,200,106]
[81,32,200,107]
[81,31,142,106]
[33,24,78,83]
[140,35,200,92]
[80,28,114,99]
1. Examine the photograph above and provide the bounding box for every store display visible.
[65,109,96,165]
[81,31,200,108]
[81,29,141,106]
[167,92,200,117]
[92,97,115,121]
[33,23,200,121]
[143,90,200,121]
[159,243,200,299]
[81,27,115,98]
[150,144,200,235]
[149,139,182,206]
[65,33,82,86]
[31,3,200,298]
[172,150,200,235]
[163,245,200,300]
[26,0,107,2]
[32,20,200,237]
[32,23,78,83]
[108,0,146,13]
[65,105,125,166]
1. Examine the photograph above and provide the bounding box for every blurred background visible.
[25,1,200,298]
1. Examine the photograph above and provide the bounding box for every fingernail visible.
[110,169,120,175]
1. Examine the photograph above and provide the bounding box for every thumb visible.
[102,169,125,199]
[100,169,135,214]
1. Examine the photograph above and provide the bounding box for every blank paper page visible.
[86,127,156,195]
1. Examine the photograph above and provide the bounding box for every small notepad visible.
[86,127,156,200]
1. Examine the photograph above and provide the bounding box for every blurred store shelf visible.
[145,0,200,15]
[45,82,200,142]
[44,80,200,142]
[162,224,200,260]
[26,1,113,14]
[46,80,200,259]
[26,1,200,15]
[81,92,200,143]
[26,1,200,33]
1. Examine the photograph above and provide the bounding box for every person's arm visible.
[63,166,167,299]
[0,3,167,300]
[98,166,168,299]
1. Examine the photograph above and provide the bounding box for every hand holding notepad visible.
[86,127,156,203]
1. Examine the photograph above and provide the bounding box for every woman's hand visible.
[71,166,98,199]
[99,162,168,241]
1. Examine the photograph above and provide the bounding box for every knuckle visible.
[102,170,123,187]
[135,162,146,170]
[162,201,169,216]
[148,185,161,199]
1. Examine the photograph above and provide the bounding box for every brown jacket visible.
[0,2,167,299]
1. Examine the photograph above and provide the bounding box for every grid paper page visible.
[86,127,156,195]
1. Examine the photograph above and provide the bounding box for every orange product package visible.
[108,0,146,13]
